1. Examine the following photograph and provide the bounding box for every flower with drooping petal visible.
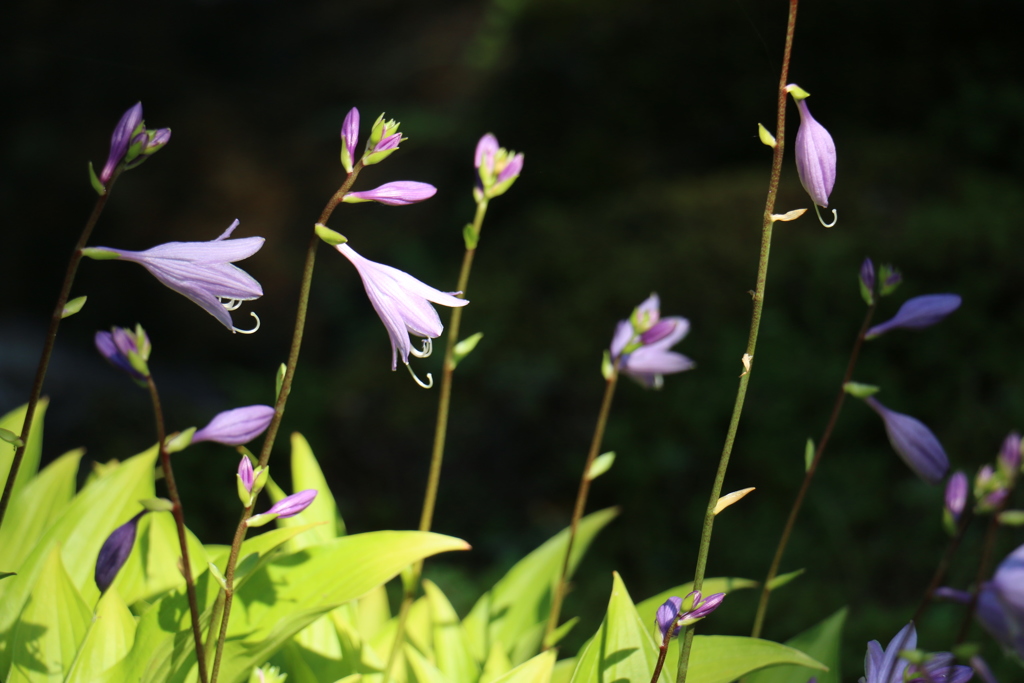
[655,590,725,639]
[343,181,437,206]
[83,220,264,332]
[192,405,275,446]
[787,85,836,226]
[610,294,695,389]
[865,294,962,339]
[95,510,149,592]
[336,242,468,371]
[945,470,968,523]
[246,489,317,527]
[340,107,360,173]
[474,133,524,201]
[95,325,152,382]
[864,397,949,484]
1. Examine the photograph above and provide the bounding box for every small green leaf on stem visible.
[275,363,286,402]
[88,161,107,196]
[463,223,479,250]
[586,451,616,481]
[543,615,579,648]
[998,510,1024,526]
[843,381,880,398]
[208,561,228,591]
[758,123,777,148]
[601,350,614,380]
[452,332,484,369]
[770,208,807,222]
[766,567,805,591]
[714,487,756,515]
[140,497,175,512]
[0,427,24,448]
[314,223,347,245]
[804,438,814,472]
[61,295,88,319]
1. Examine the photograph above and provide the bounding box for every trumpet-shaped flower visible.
[787,85,836,211]
[610,294,694,389]
[192,405,275,446]
[83,220,264,332]
[95,325,152,382]
[865,294,962,339]
[336,242,468,371]
[864,397,948,484]
[95,510,148,592]
[343,181,437,206]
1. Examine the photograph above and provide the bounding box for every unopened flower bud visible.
[363,114,402,165]
[859,258,875,306]
[343,181,437,206]
[787,84,836,227]
[246,489,317,527]
[474,133,523,201]
[944,471,968,533]
[340,107,360,173]
[998,432,1021,476]
[95,326,151,383]
[192,405,275,447]
[864,397,948,484]
[878,264,903,297]
[95,510,148,592]
[865,294,962,339]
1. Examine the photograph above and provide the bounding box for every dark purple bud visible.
[343,181,437,206]
[945,471,968,522]
[865,294,962,339]
[878,263,903,297]
[865,397,949,484]
[192,405,275,447]
[145,128,172,153]
[788,88,836,209]
[95,510,147,592]
[99,102,144,185]
[999,432,1021,474]
[656,596,682,638]
[859,258,875,305]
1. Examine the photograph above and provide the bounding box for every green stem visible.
[912,508,973,624]
[208,162,364,683]
[147,376,209,683]
[675,2,798,680]
[380,199,489,683]
[751,302,875,638]
[543,366,620,648]
[0,176,118,529]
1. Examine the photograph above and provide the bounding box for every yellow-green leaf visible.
[744,608,846,683]
[65,587,137,683]
[490,650,556,683]
[569,572,656,683]
[0,399,49,502]
[425,580,479,683]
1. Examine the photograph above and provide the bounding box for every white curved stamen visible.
[405,363,434,389]
[409,337,433,359]
[814,205,838,228]
[220,298,243,311]
[233,312,261,335]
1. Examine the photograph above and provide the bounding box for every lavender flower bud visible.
[340,107,360,173]
[945,471,968,523]
[95,325,151,382]
[998,432,1021,476]
[342,181,437,206]
[865,294,962,339]
[192,405,275,447]
[611,294,694,389]
[363,114,402,165]
[656,596,683,638]
[877,264,903,297]
[787,84,836,227]
[473,133,523,201]
[655,590,725,639]
[95,510,148,592]
[246,489,318,527]
[98,102,144,187]
[859,258,876,306]
[864,397,949,484]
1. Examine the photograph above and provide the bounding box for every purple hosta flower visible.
[860,258,876,306]
[864,397,948,484]
[940,546,1024,660]
[192,405,275,447]
[83,220,264,333]
[865,294,962,339]
[655,590,725,640]
[336,242,468,383]
[610,294,695,389]
[246,489,317,527]
[95,510,149,592]
[363,114,404,165]
[474,133,524,201]
[95,325,152,383]
[944,470,969,528]
[343,181,437,206]
[787,84,837,227]
[859,623,917,683]
[340,107,360,173]
[906,653,975,683]
[93,102,171,193]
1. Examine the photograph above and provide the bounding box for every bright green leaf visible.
[464,508,619,665]
[0,399,49,503]
[424,580,480,683]
[287,432,345,545]
[490,649,556,683]
[766,568,805,592]
[452,332,484,369]
[65,587,137,683]
[550,658,576,683]
[744,608,846,683]
[586,453,615,481]
[62,295,88,318]
[685,635,827,683]
[543,616,578,649]
[481,641,514,683]
[111,511,208,606]
[406,642,452,683]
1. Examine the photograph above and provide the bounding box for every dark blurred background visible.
[3,0,1024,678]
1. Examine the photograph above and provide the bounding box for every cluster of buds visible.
[473,133,524,203]
[606,294,694,389]
[90,102,171,195]
[858,258,903,306]
[95,325,152,384]
[857,259,961,338]
[974,432,1021,514]
[655,590,725,640]
[236,454,270,507]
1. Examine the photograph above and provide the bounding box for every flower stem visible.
[0,177,118,530]
[380,199,489,683]
[650,627,675,683]
[750,302,875,638]
[912,508,973,624]
[208,163,364,683]
[146,376,209,683]
[675,2,798,680]
[543,367,620,648]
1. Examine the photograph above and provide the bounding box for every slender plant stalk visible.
[543,367,620,648]
[912,508,973,624]
[650,626,675,683]
[750,302,875,637]
[209,163,364,683]
[380,199,490,683]
[0,176,119,529]
[147,376,209,683]
[675,2,799,680]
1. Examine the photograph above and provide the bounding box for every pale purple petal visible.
[690,592,725,619]
[877,623,916,683]
[345,181,437,206]
[341,107,360,161]
[496,153,524,184]
[238,456,255,492]
[999,432,1021,473]
[865,397,949,484]
[866,294,962,338]
[610,320,634,359]
[635,294,661,326]
[656,597,682,638]
[623,348,695,376]
[374,132,402,152]
[101,102,143,185]
[642,317,690,349]
[266,489,317,518]
[793,98,836,208]
[193,405,275,446]
[970,656,999,683]
[864,640,885,683]
[945,471,968,521]
[475,133,499,169]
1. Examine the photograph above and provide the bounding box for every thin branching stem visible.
[0,173,119,529]
[147,376,209,683]
[675,2,799,680]
[913,509,974,624]
[751,302,875,637]
[209,162,364,683]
